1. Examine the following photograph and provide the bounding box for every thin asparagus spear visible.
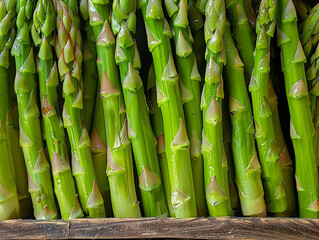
[223,20,267,217]
[32,0,84,220]
[112,0,168,217]
[139,0,197,218]
[79,0,98,134]
[164,0,207,217]
[88,0,141,217]
[0,0,20,220]
[147,63,174,217]
[226,0,255,84]
[90,83,112,217]
[269,79,297,217]
[7,54,32,219]
[54,0,105,218]
[278,0,319,218]
[201,0,233,217]
[249,0,288,213]
[12,0,59,219]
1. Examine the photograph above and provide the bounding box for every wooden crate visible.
[1,217,319,239]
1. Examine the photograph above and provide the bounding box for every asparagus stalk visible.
[278,0,319,218]
[0,0,20,220]
[226,0,255,84]
[112,0,168,217]
[201,0,233,217]
[164,0,207,217]
[88,0,141,217]
[292,0,311,22]
[223,20,267,217]
[32,0,84,220]
[139,0,197,218]
[79,0,98,134]
[269,79,297,217]
[54,0,105,218]
[12,0,59,219]
[147,63,174,217]
[249,0,288,213]
[90,83,112,217]
[7,54,33,218]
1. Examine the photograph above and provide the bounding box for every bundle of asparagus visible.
[1,0,319,220]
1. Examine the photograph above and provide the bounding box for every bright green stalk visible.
[249,0,288,213]
[147,63,174,217]
[164,0,207,217]
[79,0,98,134]
[139,0,197,218]
[278,0,319,218]
[112,0,168,217]
[201,0,232,217]
[226,0,255,84]
[223,20,267,217]
[223,95,240,210]
[12,0,58,220]
[32,0,84,220]
[88,0,141,218]
[0,0,20,220]
[269,80,297,217]
[300,3,319,58]
[7,55,32,219]
[55,0,105,218]
[90,87,112,217]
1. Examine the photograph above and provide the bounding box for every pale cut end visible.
[139,166,161,191]
[36,205,57,220]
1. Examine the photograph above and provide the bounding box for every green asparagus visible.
[88,0,141,217]
[55,0,105,218]
[201,0,233,217]
[278,0,319,218]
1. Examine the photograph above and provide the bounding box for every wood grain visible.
[1,218,319,239]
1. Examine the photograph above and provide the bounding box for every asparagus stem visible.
[249,0,288,213]
[164,0,207,217]
[7,55,33,218]
[0,0,20,219]
[269,80,298,217]
[226,0,255,84]
[139,0,197,218]
[32,0,84,220]
[88,0,141,217]
[201,0,233,217]
[224,20,267,217]
[13,0,59,219]
[278,0,319,218]
[147,63,174,217]
[90,83,112,217]
[112,0,168,217]
[79,0,99,134]
[55,0,105,218]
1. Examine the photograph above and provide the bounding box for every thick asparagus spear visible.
[226,0,255,84]
[12,0,59,219]
[278,0,319,218]
[147,63,174,217]
[164,0,207,217]
[55,0,105,218]
[0,0,20,220]
[112,0,168,217]
[32,0,84,220]
[224,20,267,217]
[88,0,141,217]
[139,0,197,218]
[269,80,297,217]
[201,0,233,217]
[79,0,98,134]
[249,0,288,213]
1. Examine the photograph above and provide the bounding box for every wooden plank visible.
[1,218,319,239]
